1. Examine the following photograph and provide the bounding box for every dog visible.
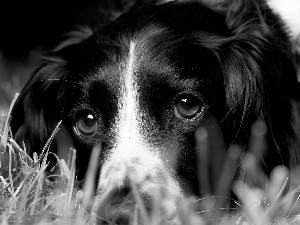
[10,0,300,224]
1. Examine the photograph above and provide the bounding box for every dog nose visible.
[97,181,152,225]
[109,184,132,206]
[94,149,183,224]
[106,187,134,224]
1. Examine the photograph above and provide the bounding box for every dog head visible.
[11,0,300,224]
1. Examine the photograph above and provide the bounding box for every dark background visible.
[0,0,130,57]
[0,0,131,116]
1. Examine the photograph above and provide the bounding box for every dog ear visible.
[223,0,300,105]
[220,0,276,113]
[215,0,300,168]
[11,56,69,156]
[11,27,93,157]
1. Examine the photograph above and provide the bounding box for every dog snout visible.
[93,152,182,224]
[96,181,153,225]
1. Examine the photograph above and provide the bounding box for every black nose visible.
[96,181,153,225]
[99,186,134,225]
[110,185,132,206]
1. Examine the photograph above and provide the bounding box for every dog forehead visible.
[86,25,181,91]
[66,19,216,121]
[71,31,208,124]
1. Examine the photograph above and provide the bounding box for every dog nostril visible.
[97,184,155,225]
[110,186,132,206]
[118,186,131,199]
[115,216,130,225]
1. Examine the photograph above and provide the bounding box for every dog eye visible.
[74,112,98,138]
[174,94,202,119]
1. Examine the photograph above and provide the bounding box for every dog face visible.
[60,20,228,223]
[11,0,300,224]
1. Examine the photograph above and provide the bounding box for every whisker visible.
[194,195,244,208]
[193,207,240,214]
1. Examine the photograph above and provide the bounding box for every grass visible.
[0,95,300,225]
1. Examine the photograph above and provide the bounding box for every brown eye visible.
[74,112,97,138]
[174,94,202,119]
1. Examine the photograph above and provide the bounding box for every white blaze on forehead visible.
[100,40,171,178]
[116,41,144,153]
[99,41,166,185]
[103,39,162,175]
[94,40,183,218]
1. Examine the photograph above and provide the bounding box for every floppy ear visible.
[214,0,300,169]
[221,0,278,115]
[11,56,69,156]
[223,0,300,107]
[11,27,94,158]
